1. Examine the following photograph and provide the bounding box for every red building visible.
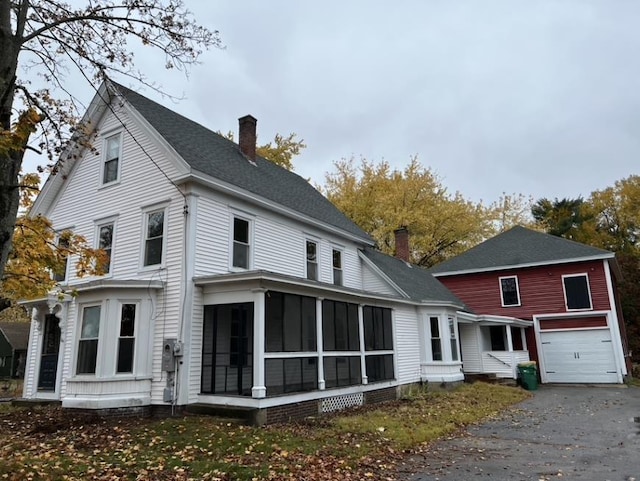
[430,226,631,384]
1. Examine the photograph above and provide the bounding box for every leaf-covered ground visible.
[0,383,530,481]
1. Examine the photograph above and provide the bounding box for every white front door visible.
[539,329,620,383]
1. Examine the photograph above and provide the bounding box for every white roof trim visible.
[194,270,461,308]
[456,310,532,327]
[432,253,615,277]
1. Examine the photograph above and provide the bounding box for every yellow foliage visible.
[2,215,109,301]
[0,109,43,155]
[219,131,306,171]
[324,157,495,266]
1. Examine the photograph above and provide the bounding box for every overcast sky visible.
[27,0,640,205]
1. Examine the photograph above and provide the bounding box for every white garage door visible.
[539,329,620,383]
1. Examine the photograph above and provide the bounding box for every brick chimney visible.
[238,115,257,160]
[394,227,410,262]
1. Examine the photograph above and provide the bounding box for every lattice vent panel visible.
[321,393,364,413]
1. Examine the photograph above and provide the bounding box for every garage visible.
[539,329,620,383]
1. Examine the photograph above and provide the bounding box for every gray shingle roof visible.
[0,322,30,350]
[430,226,613,275]
[110,82,372,243]
[361,248,468,308]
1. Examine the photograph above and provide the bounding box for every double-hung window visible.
[102,133,121,185]
[232,217,250,269]
[117,304,136,373]
[53,235,70,282]
[563,274,592,310]
[98,222,114,274]
[430,316,442,361]
[499,276,520,307]
[77,305,101,374]
[306,240,318,280]
[332,249,343,286]
[449,317,459,361]
[143,209,165,267]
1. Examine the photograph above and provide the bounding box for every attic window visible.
[102,133,121,185]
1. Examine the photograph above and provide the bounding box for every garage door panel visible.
[539,329,619,383]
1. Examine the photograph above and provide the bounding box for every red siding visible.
[539,316,607,330]
[438,260,611,320]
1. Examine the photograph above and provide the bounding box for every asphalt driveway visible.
[399,385,640,481]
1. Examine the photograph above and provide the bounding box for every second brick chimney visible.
[238,115,257,161]
[394,227,410,263]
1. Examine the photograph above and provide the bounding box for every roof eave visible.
[432,253,616,277]
[177,171,374,246]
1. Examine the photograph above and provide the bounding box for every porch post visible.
[520,328,528,351]
[316,298,325,390]
[505,326,516,378]
[358,304,368,385]
[251,288,267,398]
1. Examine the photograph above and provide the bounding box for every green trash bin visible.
[517,362,538,391]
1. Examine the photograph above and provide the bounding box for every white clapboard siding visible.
[459,324,482,373]
[40,106,188,405]
[194,196,231,277]
[46,106,186,283]
[22,317,40,396]
[361,263,398,296]
[254,216,305,276]
[342,247,363,289]
[394,305,422,383]
[59,301,79,397]
[187,286,205,403]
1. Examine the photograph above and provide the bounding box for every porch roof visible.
[457,311,532,327]
[193,270,463,309]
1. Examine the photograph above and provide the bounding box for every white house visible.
[22,81,529,423]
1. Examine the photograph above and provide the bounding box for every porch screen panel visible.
[322,300,360,352]
[365,354,394,382]
[363,306,394,382]
[264,291,318,396]
[323,356,361,388]
[201,303,253,396]
[265,292,317,352]
[265,358,317,395]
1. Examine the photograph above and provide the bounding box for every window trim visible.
[305,239,319,281]
[229,214,253,271]
[52,232,71,283]
[429,315,443,361]
[75,303,103,376]
[499,275,521,307]
[140,205,168,270]
[100,132,123,186]
[116,302,138,374]
[562,273,593,311]
[448,316,459,362]
[95,218,116,276]
[332,248,343,286]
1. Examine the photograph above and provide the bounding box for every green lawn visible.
[0,382,530,481]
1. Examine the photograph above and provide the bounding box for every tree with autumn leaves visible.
[0,0,220,288]
[323,156,532,267]
[0,0,219,305]
[533,176,640,356]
